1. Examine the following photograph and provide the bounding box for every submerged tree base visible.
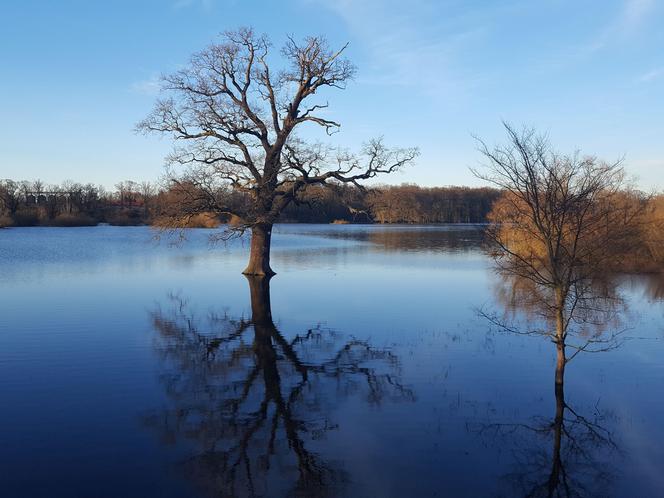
[242,223,276,276]
[242,268,277,277]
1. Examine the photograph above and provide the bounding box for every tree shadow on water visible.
[469,376,620,498]
[473,275,624,497]
[144,276,414,498]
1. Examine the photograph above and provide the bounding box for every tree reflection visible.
[630,272,664,302]
[145,276,413,497]
[296,226,485,253]
[482,273,627,386]
[474,274,622,497]
[472,378,618,497]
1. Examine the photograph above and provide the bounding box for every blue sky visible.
[1,0,662,189]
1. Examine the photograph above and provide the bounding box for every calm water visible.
[0,225,662,497]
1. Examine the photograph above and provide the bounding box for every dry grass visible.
[0,214,13,228]
[153,212,221,229]
[51,213,97,227]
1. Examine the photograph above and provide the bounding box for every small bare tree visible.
[474,123,644,387]
[138,27,417,275]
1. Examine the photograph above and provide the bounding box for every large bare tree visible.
[138,27,418,275]
[474,123,644,388]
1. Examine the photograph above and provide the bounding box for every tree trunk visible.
[547,376,565,494]
[554,288,566,387]
[243,222,275,276]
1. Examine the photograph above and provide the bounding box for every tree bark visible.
[243,222,276,276]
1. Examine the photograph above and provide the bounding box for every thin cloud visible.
[637,66,664,83]
[173,0,220,10]
[620,0,656,34]
[130,75,161,96]
[584,0,656,54]
[311,0,487,101]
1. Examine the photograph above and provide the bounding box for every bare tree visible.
[115,180,140,208]
[0,180,22,218]
[138,27,418,275]
[473,123,644,387]
[139,181,156,218]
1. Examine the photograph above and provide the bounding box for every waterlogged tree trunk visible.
[243,223,275,276]
[554,289,566,387]
[547,378,566,494]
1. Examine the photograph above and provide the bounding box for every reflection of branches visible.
[478,273,629,366]
[474,267,625,495]
[629,272,664,302]
[291,225,485,254]
[468,382,619,497]
[145,277,413,497]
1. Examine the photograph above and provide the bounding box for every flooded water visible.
[0,225,662,497]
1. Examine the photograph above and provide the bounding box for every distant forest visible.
[0,179,500,228]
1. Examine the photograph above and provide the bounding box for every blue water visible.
[0,225,662,497]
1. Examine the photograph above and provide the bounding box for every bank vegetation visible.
[0,179,501,228]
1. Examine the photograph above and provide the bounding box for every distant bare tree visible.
[0,180,22,217]
[138,27,417,275]
[473,123,644,387]
[139,181,156,218]
[115,180,140,208]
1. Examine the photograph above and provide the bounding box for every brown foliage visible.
[633,194,664,269]
[368,184,499,224]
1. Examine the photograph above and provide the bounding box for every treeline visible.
[0,180,157,227]
[279,184,500,224]
[0,179,501,227]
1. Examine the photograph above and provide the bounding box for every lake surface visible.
[0,225,662,497]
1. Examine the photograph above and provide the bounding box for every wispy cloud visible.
[583,0,656,54]
[620,0,656,34]
[173,0,221,11]
[637,66,664,82]
[130,75,161,96]
[310,0,488,102]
